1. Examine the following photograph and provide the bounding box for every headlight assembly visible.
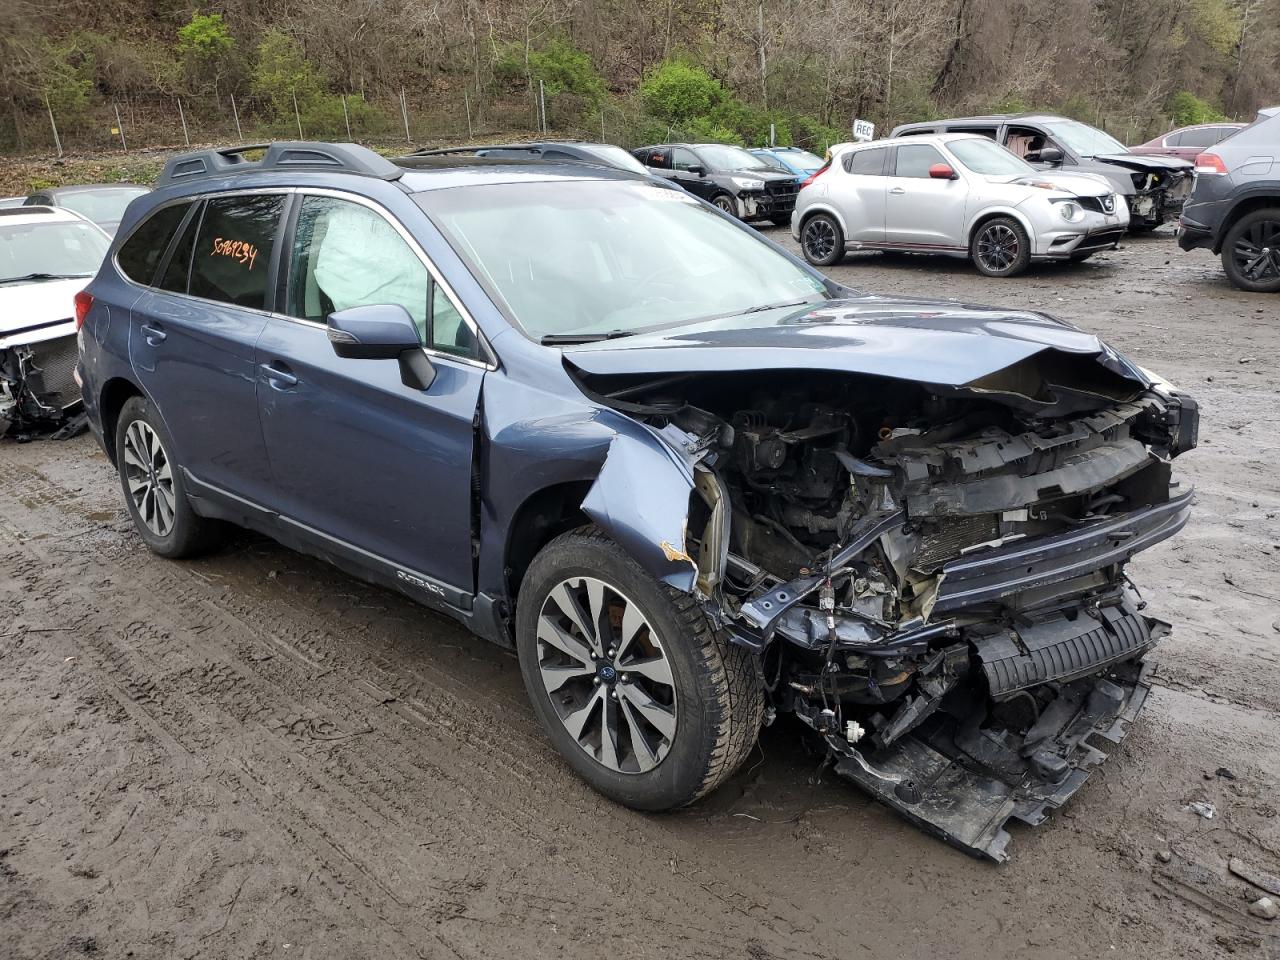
[730,176,766,190]
[1058,201,1084,223]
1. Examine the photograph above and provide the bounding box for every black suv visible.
[633,143,800,224]
[1178,107,1280,293]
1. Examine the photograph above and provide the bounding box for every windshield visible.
[417,180,828,340]
[0,220,110,283]
[697,145,772,172]
[580,145,648,175]
[783,149,825,169]
[948,138,1035,175]
[56,187,148,224]
[1042,121,1126,157]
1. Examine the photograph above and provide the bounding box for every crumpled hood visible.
[562,296,1153,412]
[1093,153,1193,174]
[0,278,84,345]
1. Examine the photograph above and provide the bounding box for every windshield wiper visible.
[540,330,636,345]
[0,272,90,285]
[737,299,816,315]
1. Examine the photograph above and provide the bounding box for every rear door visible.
[885,143,966,248]
[254,191,488,602]
[829,145,889,243]
[670,147,717,201]
[128,192,284,505]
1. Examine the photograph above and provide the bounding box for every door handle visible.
[139,323,166,345]
[889,187,906,195]
[260,362,299,388]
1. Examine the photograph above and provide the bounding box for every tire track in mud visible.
[0,445,826,958]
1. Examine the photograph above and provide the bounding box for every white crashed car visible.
[794,133,1130,277]
[0,206,111,437]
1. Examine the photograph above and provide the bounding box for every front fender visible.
[580,423,700,593]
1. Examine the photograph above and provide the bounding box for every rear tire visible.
[800,213,846,266]
[114,395,223,559]
[516,526,764,810]
[1220,208,1280,293]
[971,216,1032,277]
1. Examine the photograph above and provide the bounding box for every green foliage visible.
[685,117,743,145]
[36,36,95,122]
[790,115,844,152]
[176,13,233,60]
[528,38,607,106]
[708,99,792,147]
[250,29,387,136]
[640,60,724,124]
[1170,90,1226,126]
[1189,0,1240,59]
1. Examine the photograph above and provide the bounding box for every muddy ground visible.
[2,226,1279,960]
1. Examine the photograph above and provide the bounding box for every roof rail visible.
[408,140,587,157]
[155,142,403,188]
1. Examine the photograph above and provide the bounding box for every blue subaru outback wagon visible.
[78,141,1198,860]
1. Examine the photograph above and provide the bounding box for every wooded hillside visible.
[1,0,1275,155]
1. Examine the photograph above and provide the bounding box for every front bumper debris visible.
[0,333,85,440]
[834,654,1156,862]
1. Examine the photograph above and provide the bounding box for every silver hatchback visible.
[792,133,1129,277]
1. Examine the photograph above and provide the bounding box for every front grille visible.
[28,334,80,408]
[1075,228,1126,252]
[1078,195,1116,215]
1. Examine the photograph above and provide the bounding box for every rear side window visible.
[117,203,192,286]
[158,202,202,294]
[188,195,285,310]
[844,147,887,174]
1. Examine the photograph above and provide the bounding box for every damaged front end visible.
[571,328,1197,861]
[0,333,84,440]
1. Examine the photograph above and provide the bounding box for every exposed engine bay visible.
[0,334,86,440]
[574,361,1197,860]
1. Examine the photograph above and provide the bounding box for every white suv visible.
[792,133,1129,277]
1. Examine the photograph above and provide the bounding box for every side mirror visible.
[1038,146,1064,164]
[928,163,958,180]
[326,304,435,390]
[688,164,706,177]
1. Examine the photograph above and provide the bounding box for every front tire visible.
[800,213,845,266]
[516,526,764,810]
[114,395,223,558]
[1220,208,1280,293]
[711,193,738,217]
[971,216,1031,277]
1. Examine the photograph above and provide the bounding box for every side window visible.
[288,195,428,338]
[189,195,285,310]
[648,149,671,170]
[893,143,946,177]
[957,127,998,140]
[117,202,192,286]
[671,147,699,171]
[1178,127,1220,149]
[1005,126,1059,162]
[158,201,203,294]
[1163,131,1185,147]
[844,146,887,175]
[430,284,478,359]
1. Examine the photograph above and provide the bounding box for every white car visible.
[1,206,111,437]
[793,133,1129,277]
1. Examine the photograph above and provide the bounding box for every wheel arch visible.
[797,203,850,239]
[98,376,149,466]
[503,479,595,613]
[1213,192,1280,254]
[966,207,1035,252]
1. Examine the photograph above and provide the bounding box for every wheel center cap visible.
[597,664,617,683]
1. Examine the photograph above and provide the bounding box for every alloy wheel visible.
[803,218,837,261]
[713,195,736,215]
[536,577,678,774]
[122,419,176,537]
[1231,219,1280,283]
[977,223,1020,273]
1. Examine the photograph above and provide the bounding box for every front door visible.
[255,192,486,601]
[884,143,966,249]
[128,194,285,504]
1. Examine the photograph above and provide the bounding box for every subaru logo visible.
[1102,195,1115,213]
